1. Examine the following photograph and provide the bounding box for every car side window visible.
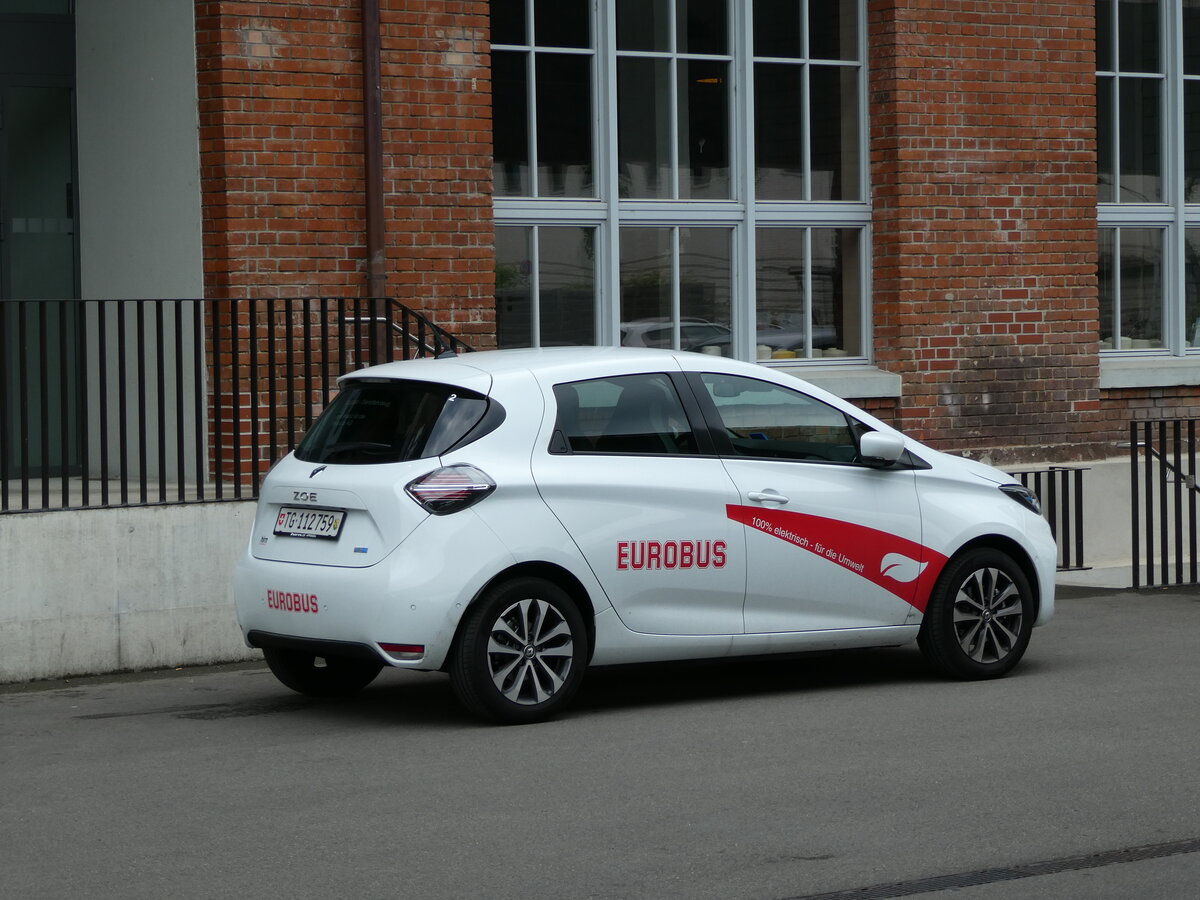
[553,373,697,455]
[699,372,858,463]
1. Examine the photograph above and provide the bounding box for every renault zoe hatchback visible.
[234,347,1056,723]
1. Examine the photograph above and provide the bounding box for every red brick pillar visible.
[868,0,1102,463]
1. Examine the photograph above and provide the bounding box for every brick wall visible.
[194,0,494,344]
[868,0,1103,464]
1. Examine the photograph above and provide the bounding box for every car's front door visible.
[690,372,928,633]
[531,371,746,636]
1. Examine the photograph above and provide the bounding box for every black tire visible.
[262,646,383,698]
[450,577,588,724]
[918,548,1034,680]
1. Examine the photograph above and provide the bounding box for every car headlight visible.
[999,483,1041,515]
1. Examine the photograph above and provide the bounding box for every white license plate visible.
[274,507,346,540]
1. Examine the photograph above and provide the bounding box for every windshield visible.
[295,379,491,464]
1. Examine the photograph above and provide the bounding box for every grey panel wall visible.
[76,0,203,299]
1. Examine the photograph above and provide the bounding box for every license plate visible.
[273,506,346,540]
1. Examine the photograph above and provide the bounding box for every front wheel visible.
[262,647,383,697]
[450,577,588,724]
[918,548,1035,680]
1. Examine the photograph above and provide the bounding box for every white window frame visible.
[1098,0,1200,387]
[493,0,872,368]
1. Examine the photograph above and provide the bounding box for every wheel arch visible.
[445,561,598,669]
[941,534,1042,621]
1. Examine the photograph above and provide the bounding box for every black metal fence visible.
[0,297,471,514]
[1129,419,1200,588]
[1009,466,1089,571]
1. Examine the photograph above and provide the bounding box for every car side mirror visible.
[859,431,905,467]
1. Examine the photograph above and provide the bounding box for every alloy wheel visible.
[486,597,576,705]
[952,567,1024,664]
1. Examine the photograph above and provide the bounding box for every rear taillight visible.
[405,464,495,515]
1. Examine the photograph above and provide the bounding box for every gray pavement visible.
[2,586,1198,900]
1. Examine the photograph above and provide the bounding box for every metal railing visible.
[1130,419,1200,588]
[1009,466,1089,571]
[0,297,471,514]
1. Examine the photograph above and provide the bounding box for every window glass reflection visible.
[1097,76,1114,202]
[755,228,807,360]
[1099,228,1164,349]
[536,53,593,197]
[755,62,804,199]
[813,228,862,357]
[618,57,672,198]
[1120,78,1162,202]
[755,228,862,359]
[1186,0,1200,75]
[808,0,858,61]
[491,0,526,45]
[679,60,730,199]
[1118,0,1160,74]
[497,227,597,348]
[810,66,860,201]
[1186,229,1200,348]
[679,228,732,352]
[1099,229,1115,348]
[617,0,670,51]
[753,0,802,58]
[534,0,589,48]
[540,228,596,346]
[1186,81,1200,203]
[620,228,673,341]
[1096,0,1113,71]
[496,227,533,348]
[677,0,727,55]
[492,52,530,196]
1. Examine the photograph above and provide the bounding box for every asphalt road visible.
[2,587,1198,900]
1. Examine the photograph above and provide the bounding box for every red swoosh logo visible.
[727,505,947,612]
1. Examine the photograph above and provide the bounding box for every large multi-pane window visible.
[1098,0,1200,355]
[492,0,869,363]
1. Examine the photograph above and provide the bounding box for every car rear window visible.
[295,379,493,464]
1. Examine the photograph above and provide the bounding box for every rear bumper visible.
[247,630,383,662]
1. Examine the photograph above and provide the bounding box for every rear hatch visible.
[249,372,497,568]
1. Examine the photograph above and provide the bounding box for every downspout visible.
[362,0,386,301]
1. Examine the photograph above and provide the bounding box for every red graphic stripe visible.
[726,505,948,612]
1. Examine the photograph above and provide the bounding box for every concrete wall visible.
[75,0,204,299]
[0,502,258,683]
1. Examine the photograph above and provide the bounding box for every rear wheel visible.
[262,647,383,697]
[450,577,587,724]
[918,548,1034,680]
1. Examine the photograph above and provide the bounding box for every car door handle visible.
[747,489,789,505]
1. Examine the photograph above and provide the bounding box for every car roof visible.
[342,346,814,394]
[343,346,693,383]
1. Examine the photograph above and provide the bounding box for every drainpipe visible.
[362,0,386,302]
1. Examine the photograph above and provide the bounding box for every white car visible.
[620,317,730,349]
[234,347,1056,723]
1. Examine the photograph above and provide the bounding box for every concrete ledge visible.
[774,364,903,399]
[1101,356,1200,389]
[0,502,258,683]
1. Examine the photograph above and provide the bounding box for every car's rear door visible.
[530,370,746,636]
[688,371,927,632]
